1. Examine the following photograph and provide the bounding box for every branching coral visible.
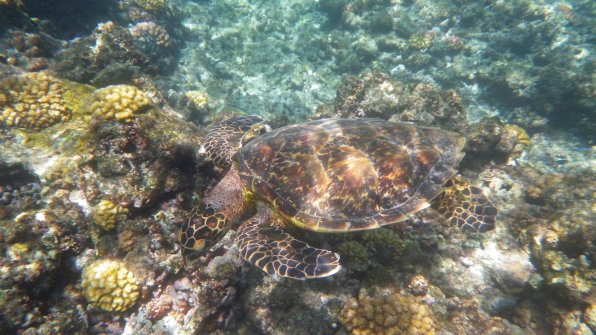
[0,72,71,129]
[81,259,139,312]
[88,85,151,122]
[340,289,436,335]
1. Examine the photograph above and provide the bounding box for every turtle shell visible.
[235,118,465,232]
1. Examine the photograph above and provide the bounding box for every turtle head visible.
[178,205,230,252]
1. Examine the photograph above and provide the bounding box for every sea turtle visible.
[178,117,497,279]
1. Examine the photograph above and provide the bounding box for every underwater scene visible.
[0,0,594,334]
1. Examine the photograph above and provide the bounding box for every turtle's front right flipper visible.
[235,206,341,280]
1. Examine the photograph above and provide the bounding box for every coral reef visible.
[130,21,171,48]
[0,30,61,72]
[0,72,71,129]
[0,182,42,215]
[133,0,166,12]
[524,167,595,331]
[184,90,209,111]
[162,89,212,125]
[336,240,370,274]
[118,229,136,252]
[82,106,199,210]
[390,82,466,132]
[52,21,153,85]
[90,199,128,231]
[0,0,118,40]
[241,276,340,335]
[462,117,531,167]
[0,184,89,333]
[0,0,594,333]
[330,72,467,132]
[362,228,408,266]
[408,32,433,51]
[88,84,151,122]
[81,259,140,312]
[408,275,430,297]
[340,289,436,335]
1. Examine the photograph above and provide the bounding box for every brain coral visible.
[81,259,139,312]
[88,85,150,122]
[0,72,71,130]
[341,289,436,335]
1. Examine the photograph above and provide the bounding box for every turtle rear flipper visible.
[433,179,497,233]
[235,205,341,279]
[201,115,264,169]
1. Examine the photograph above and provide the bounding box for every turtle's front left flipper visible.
[235,206,341,279]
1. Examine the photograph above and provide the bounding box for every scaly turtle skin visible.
[178,117,497,279]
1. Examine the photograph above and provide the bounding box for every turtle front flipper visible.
[235,205,341,279]
[433,179,497,233]
[200,115,264,169]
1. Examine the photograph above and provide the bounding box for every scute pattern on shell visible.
[201,115,263,169]
[236,118,465,232]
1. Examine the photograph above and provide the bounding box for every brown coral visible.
[392,83,466,131]
[340,289,436,335]
[118,229,135,252]
[0,72,71,129]
[332,72,466,131]
[133,0,166,12]
[130,21,171,48]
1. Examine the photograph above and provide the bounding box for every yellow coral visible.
[81,259,139,312]
[7,242,29,260]
[88,85,150,122]
[503,124,530,154]
[0,72,71,130]
[409,33,433,50]
[340,289,436,335]
[133,0,165,11]
[184,90,209,110]
[90,200,128,231]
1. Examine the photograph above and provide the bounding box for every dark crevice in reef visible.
[9,0,120,39]
[0,161,39,185]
